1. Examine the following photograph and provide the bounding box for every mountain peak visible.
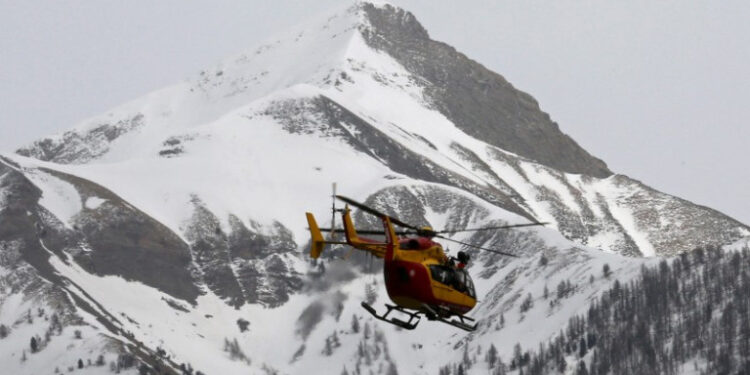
[16,1,609,178]
[359,1,429,38]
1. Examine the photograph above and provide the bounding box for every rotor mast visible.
[330,182,338,241]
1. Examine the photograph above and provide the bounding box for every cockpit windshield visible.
[429,265,476,298]
[457,269,476,299]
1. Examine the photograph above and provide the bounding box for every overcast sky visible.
[1,0,748,225]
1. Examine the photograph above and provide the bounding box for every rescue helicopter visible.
[305,193,545,332]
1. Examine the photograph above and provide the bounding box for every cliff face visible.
[360,3,612,178]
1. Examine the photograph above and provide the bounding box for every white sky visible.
[1,0,748,225]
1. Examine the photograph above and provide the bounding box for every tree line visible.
[453,245,750,374]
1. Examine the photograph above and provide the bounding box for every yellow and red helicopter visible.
[305,194,545,332]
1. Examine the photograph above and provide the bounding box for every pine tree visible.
[323,336,333,356]
[556,352,567,373]
[576,361,589,375]
[494,362,507,375]
[557,280,568,299]
[578,337,587,358]
[539,254,548,267]
[486,344,498,368]
[520,293,533,313]
[78,358,84,369]
[364,322,371,339]
[224,337,250,363]
[513,343,523,369]
[351,314,360,333]
[365,283,378,305]
[30,336,38,353]
[236,318,250,332]
[462,344,471,369]
[363,339,372,366]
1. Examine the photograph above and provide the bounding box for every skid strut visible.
[421,304,478,332]
[361,302,421,330]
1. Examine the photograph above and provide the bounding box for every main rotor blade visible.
[437,222,548,234]
[435,235,519,258]
[316,227,411,236]
[335,195,419,230]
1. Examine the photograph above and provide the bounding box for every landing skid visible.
[361,302,421,330]
[360,302,478,332]
[421,304,478,332]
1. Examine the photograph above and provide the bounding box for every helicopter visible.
[305,193,545,332]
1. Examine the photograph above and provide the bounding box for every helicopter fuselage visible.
[384,247,476,315]
[348,213,477,317]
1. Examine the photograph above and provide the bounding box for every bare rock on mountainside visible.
[361,3,611,178]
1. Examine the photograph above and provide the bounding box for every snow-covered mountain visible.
[2,2,748,374]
